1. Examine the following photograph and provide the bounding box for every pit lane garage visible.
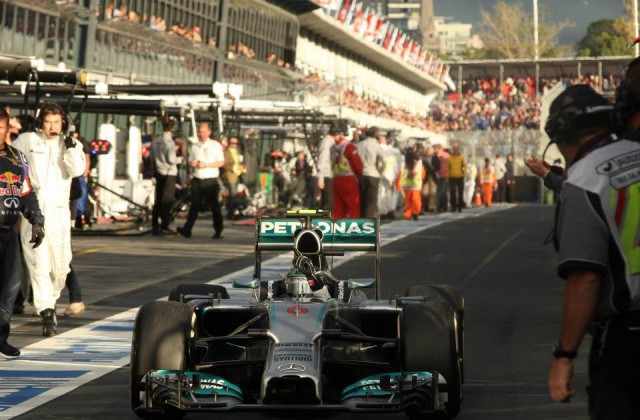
[130,209,465,419]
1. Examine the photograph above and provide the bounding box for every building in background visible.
[425,17,474,57]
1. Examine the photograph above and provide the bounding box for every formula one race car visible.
[130,209,464,419]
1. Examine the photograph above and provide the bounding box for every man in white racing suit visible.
[13,103,86,336]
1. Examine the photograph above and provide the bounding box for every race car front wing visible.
[137,369,444,415]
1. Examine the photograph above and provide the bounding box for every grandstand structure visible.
[446,56,632,96]
[0,0,445,137]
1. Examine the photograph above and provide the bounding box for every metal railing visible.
[0,1,82,68]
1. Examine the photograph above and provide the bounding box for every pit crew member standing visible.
[0,109,44,357]
[331,128,363,219]
[448,143,466,212]
[13,103,85,337]
[315,129,335,211]
[545,85,640,420]
[151,116,178,235]
[178,122,225,239]
[357,126,385,218]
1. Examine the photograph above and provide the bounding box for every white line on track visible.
[0,206,513,418]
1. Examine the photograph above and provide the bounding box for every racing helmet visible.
[545,85,612,146]
[613,56,640,133]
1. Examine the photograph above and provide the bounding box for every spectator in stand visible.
[151,116,178,236]
[480,158,496,207]
[357,126,385,218]
[494,154,507,203]
[448,143,466,212]
[505,153,516,203]
[434,144,449,212]
[421,145,439,213]
[178,122,225,239]
[331,126,363,218]
[399,148,423,221]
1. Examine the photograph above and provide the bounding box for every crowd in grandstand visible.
[302,71,624,134]
[102,1,216,48]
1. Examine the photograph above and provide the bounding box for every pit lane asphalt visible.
[15,206,589,420]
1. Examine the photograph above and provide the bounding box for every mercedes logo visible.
[277,363,306,373]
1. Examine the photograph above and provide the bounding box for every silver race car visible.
[130,209,464,419]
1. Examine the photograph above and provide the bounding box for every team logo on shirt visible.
[597,150,640,189]
[0,171,21,196]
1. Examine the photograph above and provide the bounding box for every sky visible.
[434,0,627,44]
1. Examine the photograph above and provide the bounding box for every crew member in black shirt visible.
[0,108,44,358]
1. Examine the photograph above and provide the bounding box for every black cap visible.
[545,84,611,145]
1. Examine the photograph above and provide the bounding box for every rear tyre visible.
[130,301,192,418]
[402,296,462,418]
[168,284,229,302]
[405,285,464,382]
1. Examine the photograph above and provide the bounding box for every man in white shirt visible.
[178,122,225,239]
[315,131,335,210]
[494,154,507,203]
[357,127,385,218]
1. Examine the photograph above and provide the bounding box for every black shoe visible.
[151,228,161,236]
[40,309,57,337]
[12,305,24,315]
[177,227,191,238]
[0,342,20,359]
[412,214,419,221]
[212,232,223,239]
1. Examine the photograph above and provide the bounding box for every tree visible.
[478,1,573,59]
[577,19,632,57]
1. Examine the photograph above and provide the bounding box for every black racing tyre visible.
[405,285,465,383]
[168,284,229,302]
[130,301,192,418]
[405,285,463,317]
[401,299,462,419]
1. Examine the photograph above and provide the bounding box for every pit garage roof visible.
[299,10,445,94]
[446,56,632,80]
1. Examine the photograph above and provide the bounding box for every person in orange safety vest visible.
[479,157,496,207]
[398,149,423,220]
[331,129,363,219]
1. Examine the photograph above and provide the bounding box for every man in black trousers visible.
[151,116,178,235]
[178,122,225,239]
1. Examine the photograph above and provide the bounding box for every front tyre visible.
[402,297,462,418]
[130,301,192,418]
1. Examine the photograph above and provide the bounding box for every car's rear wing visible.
[253,211,382,298]
[256,218,379,252]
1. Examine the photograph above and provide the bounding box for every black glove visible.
[30,224,45,248]
[64,136,76,149]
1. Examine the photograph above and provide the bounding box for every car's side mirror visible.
[348,278,375,289]
[233,278,259,289]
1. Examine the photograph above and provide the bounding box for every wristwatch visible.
[552,343,577,360]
